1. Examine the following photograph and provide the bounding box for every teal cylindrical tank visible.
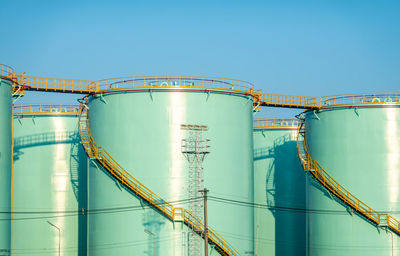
[0,67,13,256]
[87,77,254,255]
[12,104,88,256]
[253,118,306,256]
[305,94,400,256]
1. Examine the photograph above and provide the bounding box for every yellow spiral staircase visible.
[296,118,400,235]
[77,99,240,256]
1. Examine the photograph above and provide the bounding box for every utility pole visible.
[200,188,209,256]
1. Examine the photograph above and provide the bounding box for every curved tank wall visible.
[305,104,400,256]
[87,87,254,255]
[0,77,12,255]
[253,118,306,256]
[12,105,88,255]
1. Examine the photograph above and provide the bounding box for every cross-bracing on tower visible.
[181,124,210,256]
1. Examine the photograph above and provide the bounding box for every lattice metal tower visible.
[181,124,210,256]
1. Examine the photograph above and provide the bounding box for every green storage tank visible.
[253,118,306,256]
[304,93,400,256]
[12,104,88,256]
[0,65,13,256]
[87,76,254,255]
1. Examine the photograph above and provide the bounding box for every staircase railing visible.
[296,118,400,235]
[78,99,240,256]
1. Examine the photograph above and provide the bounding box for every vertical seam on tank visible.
[86,154,90,255]
[10,99,14,256]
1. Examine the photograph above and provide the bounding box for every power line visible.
[3,194,400,222]
[5,195,400,253]
[208,196,400,215]
[0,197,203,221]
[11,233,185,254]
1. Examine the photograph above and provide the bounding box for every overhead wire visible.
[208,196,400,215]
[11,233,186,254]
[0,197,203,221]
[3,195,400,221]
[5,195,400,251]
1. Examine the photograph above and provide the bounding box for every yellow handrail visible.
[321,93,400,107]
[78,99,240,256]
[253,118,299,129]
[97,76,255,95]
[257,93,321,109]
[14,103,80,115]
[9,72,255,97]
[4,64,400,110]
[13,75,98,94]
[296,120,400,235]
[0,64,14,77]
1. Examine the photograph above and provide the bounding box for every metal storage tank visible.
[253,118,306,256]
[12,104,88,256]
[0,65,13,256]
[86,76,254,255]
[304,93,400,256]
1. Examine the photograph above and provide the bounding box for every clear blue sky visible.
[1,0,399,117]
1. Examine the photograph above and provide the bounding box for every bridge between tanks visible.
[3,63,400,256]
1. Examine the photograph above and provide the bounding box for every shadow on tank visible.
[70,128,88,256]
[142,208,165,256]
[254,133,306,256]
[13,130,88,256]
[88,157,169,255]
[13,131,77,160]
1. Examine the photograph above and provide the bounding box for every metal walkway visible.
[3,64,400,110]
[1,64,321,109]
[255,92,320,109]
[296,119,400,235]
[77,99,240,256]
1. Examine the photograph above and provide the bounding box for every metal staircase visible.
[296,117,400,235]
[78,99,239,256]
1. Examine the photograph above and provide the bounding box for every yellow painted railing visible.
[4,64,400,110]
[321,93,400,107]
[14,103,80,116]
[296,120,400,235]
[97,76,255,95]
[0,64,14,78]
[78,100,240,256]
[253,118,299,129]
[13,75,98,94]
[256,93,321,109]
[8,71,255,97]
[256,92,400,109]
